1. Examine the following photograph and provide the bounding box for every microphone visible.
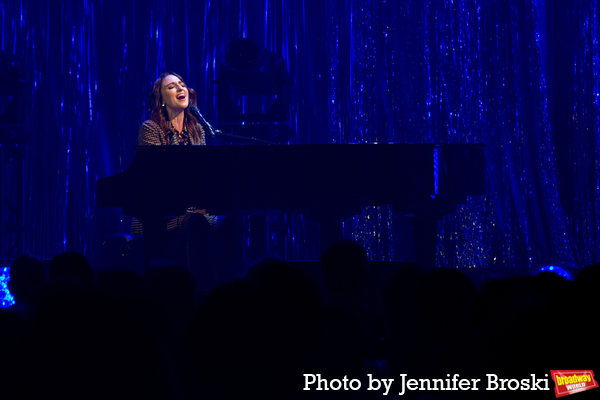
[189,106,220,137]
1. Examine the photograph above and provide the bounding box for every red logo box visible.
[550,370,598,398]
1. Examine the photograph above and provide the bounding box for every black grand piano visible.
[96,144,484,268]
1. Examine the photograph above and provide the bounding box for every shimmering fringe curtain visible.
[566,0,600,266]
[0,0,594,268]
[329,0,576,267]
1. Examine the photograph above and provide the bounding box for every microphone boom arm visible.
[190,106,221,138]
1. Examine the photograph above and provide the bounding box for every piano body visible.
[96,144,484,268]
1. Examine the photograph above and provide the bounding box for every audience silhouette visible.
[0,243,595,399]
[7,254,46,320]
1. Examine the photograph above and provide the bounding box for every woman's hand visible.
[187,207,207,215]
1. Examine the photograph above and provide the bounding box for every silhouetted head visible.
[382,261,427,333]
[416,268,477,340]
[320,240,369,299]
[146,265,197,312]
[49,252,95,293]
[192,258,322,399]
[576,263,600,284]
[8,254,46,305]
[245,257,290,283]
[96,268,144,302]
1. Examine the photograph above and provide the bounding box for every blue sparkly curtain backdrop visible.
[0,0,594,268]
[556,0,600,267]
[330,0,576,267]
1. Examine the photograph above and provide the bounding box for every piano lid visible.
[97,143,484,217]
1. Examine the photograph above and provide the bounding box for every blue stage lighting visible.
[0,267,15,308]
[536,265,572,280]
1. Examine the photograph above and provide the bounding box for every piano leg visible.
[412,215,438,270]
[410,200,456,270]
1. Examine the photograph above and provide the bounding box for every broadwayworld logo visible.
[551,370,598,398]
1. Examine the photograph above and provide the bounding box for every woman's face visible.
[160,74,189,112]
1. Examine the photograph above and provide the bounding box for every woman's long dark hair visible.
[147,71,204,145]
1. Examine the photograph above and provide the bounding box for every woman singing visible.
[133,71,215,289]
[139,71,206,146]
